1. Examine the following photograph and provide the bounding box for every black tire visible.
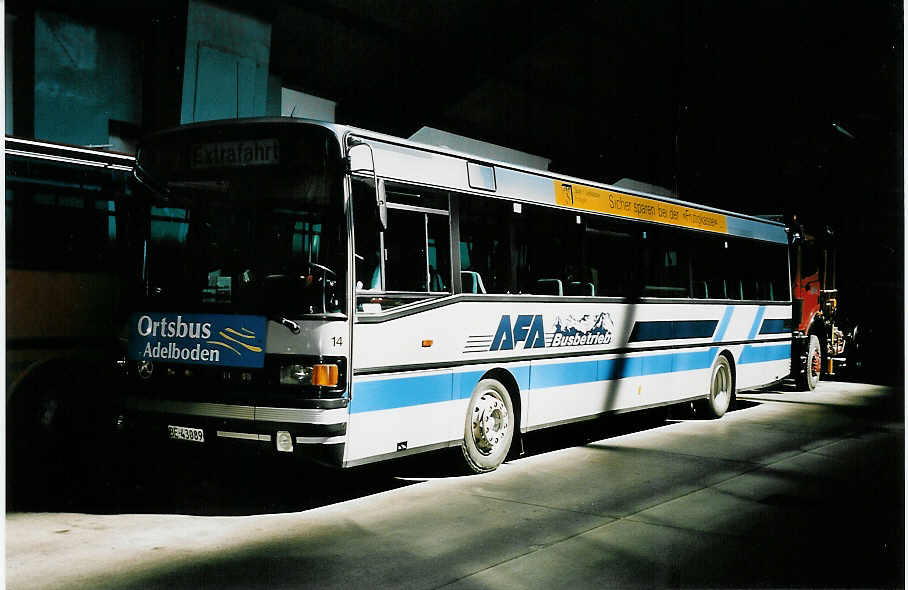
[7,380,67,458]
[461,378,515,473]
[8,369,110,470]
[797,334,821,391]
[696,355,734,419]
[6,378,75,505]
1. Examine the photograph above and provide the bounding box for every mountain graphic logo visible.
[552,313,614,347]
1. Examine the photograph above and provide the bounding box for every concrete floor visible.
[5,381,904,589]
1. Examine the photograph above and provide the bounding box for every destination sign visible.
[191,139,280,169]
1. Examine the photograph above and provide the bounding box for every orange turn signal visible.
[311,364,339,387]
[421,339,433,348]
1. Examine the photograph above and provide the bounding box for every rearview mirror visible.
[347,139,386,231]
[376,178,388,231]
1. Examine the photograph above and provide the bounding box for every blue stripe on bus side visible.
[713,307,734,341]
[672,348,717,371]
[454,370,487,399]
[739,343,790,364]
[748,306,767,339]
[351,334,791,414]
[351,373,453,413]
[352,347,723,414]
[453,365,531,400]
[532,360,599,389]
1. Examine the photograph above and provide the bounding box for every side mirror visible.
[376,178,388,231]
[347,138,387,231]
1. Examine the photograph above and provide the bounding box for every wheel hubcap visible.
[713,364,730,408]
[810,351,821,378]
[471,391,509,455]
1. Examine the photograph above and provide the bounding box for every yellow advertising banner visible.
[554,181,727,234]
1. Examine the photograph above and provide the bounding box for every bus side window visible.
[771,245,791,301]
[427,213,451,292]
[385,209,429,291]
[457,194,512,293]
[642,227,690,298]
[383,184,451,295]
[513,204,583,295]
[692,237,725,300]
[749,241,790,301]
[9,189,121,271]
[352,179,382,291]
[584,217,637,297]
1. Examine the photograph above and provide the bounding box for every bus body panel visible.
[264,319,347,356]
[346,300,790,466]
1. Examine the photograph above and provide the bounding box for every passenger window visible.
[510,204,584,295]
[453,191,788,303]
[691,237,789,302]
[458,194,513,293]
[691,237,728,300]
[723,240,746,301]
[352,179,382,291]
[384,209,451,293]
[385,209,428,291]
[769,246,790,301]
[584,217,638,297]
[642,227,690,297]
[427,213,451,292]
[355,181,451,306]
[744,241,790,301]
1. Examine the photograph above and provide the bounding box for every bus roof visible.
[142,117,788,244]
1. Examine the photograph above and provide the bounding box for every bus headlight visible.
[280,364,313,385]
[279,363,339,387]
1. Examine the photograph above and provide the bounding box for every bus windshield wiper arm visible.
[271,316,301,335]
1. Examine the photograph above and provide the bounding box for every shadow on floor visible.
[8,403,712,517]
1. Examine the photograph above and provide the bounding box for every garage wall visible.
[180,0,272,124]
[33,11,142,146]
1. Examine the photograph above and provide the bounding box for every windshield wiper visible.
[271,316,301,335]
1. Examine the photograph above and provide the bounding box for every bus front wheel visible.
[461,379,515,473]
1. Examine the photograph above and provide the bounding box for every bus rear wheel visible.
[461,379,515,473]
[696,355,734,419]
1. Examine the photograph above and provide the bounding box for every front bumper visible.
[115,395,347,467]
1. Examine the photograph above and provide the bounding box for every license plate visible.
[168,425,205,443]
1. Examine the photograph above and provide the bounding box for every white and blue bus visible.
[118,118,791,472]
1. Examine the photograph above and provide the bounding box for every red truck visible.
[788,215,848,390]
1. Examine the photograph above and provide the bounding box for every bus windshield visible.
[133,123,346,316]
